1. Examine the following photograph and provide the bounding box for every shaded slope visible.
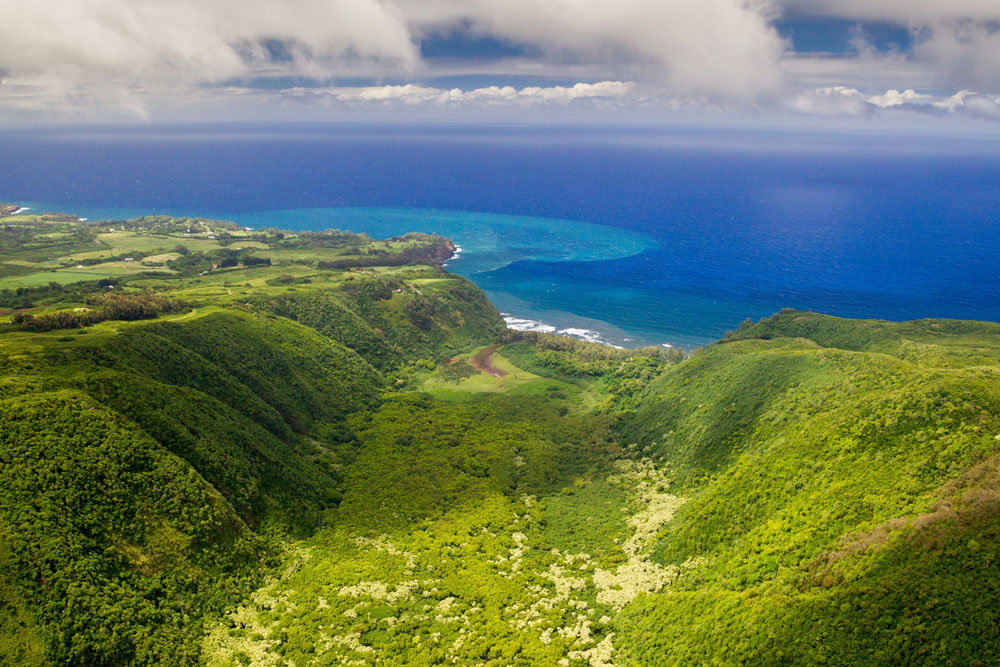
[0,279,503,665]
[0,391,260,665]
[253,275,504,370]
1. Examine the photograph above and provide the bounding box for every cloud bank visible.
[0,0,418,83]
[293,81,635,107]
[787,86,1000,120]
[783,1,1000,24]
[401,0,785,99]
[0,0,999,124]
[0,0,782,97]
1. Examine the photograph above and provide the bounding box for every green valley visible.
[1,212,998,665]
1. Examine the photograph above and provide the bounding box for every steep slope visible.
[253,274,503,370]
[0,391,261,665]
[0,280,503,665]
[615,312,1000,665]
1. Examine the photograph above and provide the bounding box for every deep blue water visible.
[2,125,999,348]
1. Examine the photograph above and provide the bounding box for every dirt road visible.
[470,345,507,378]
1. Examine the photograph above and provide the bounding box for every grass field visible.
[421,347,539,398]
[0,242,108,263]
[0,269,125,289]
[417,347,598,413]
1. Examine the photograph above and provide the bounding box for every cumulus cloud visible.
[781,1,1000,92]
[0,0,418,85]
[911,22,1000,90]
[0,0,784,101]
[284,80,634,107]
[785,86,873,117]
[936,90,1000,119]
[866,88,933,108]
[786,85,1000,120]
[1,0,999,123]
[400,0,786,100]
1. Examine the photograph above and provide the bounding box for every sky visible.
[1,1,999,128]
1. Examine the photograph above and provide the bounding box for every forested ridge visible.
[1,213,999,665]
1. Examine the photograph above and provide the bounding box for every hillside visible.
[0,214,509,664]
[2,212,999,665]
[617,312,1000,665]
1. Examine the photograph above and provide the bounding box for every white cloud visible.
[935,90,1000,119]
[780,2,1000,92]
[785,86,873,117]
[866,89,933,108]
[785,85,1000,120]
[780,52,938,94]
[399,0,786,100]
[0,0,784,102]
[911,22,1000,90]
[0,0,418,85]
[285,80,634,108]
[1,0,999,124]
[781,1,1000,23]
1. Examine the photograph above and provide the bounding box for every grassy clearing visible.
[415,348,603,416]
[141,253,181,263]
[95,232,180,252]
[0,243,108,263]
[0,269,123,289]
[0,263,37,278]
[420,348,543,399]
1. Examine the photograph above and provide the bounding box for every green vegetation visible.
[615,311,1000,666]
[12,291,189,330]
[0,214,508,664]
[2,211,999,665]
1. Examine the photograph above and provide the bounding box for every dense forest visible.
[1,213,998,665]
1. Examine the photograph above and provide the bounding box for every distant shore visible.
[503,312,646,349]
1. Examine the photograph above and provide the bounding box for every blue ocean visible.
[3,124,999,348]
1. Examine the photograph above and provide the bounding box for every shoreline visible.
[502,312,674,350]
[441,244,463,268]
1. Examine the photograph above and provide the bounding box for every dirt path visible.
[470,345,507,378]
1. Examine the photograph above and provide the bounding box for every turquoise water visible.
[15,203,659,347]
[231,208,659,346]
[229,208,653,276]
[6,126,999,349]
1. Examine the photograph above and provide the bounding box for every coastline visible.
[441,244,463,268]
[439,238,671,349]
[502,312,674,350]
[5,202,677,349]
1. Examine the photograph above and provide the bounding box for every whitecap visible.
[504,313,640,348]
[502,314,558,333]
[558,327,613,345]
[443,245,463,268]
